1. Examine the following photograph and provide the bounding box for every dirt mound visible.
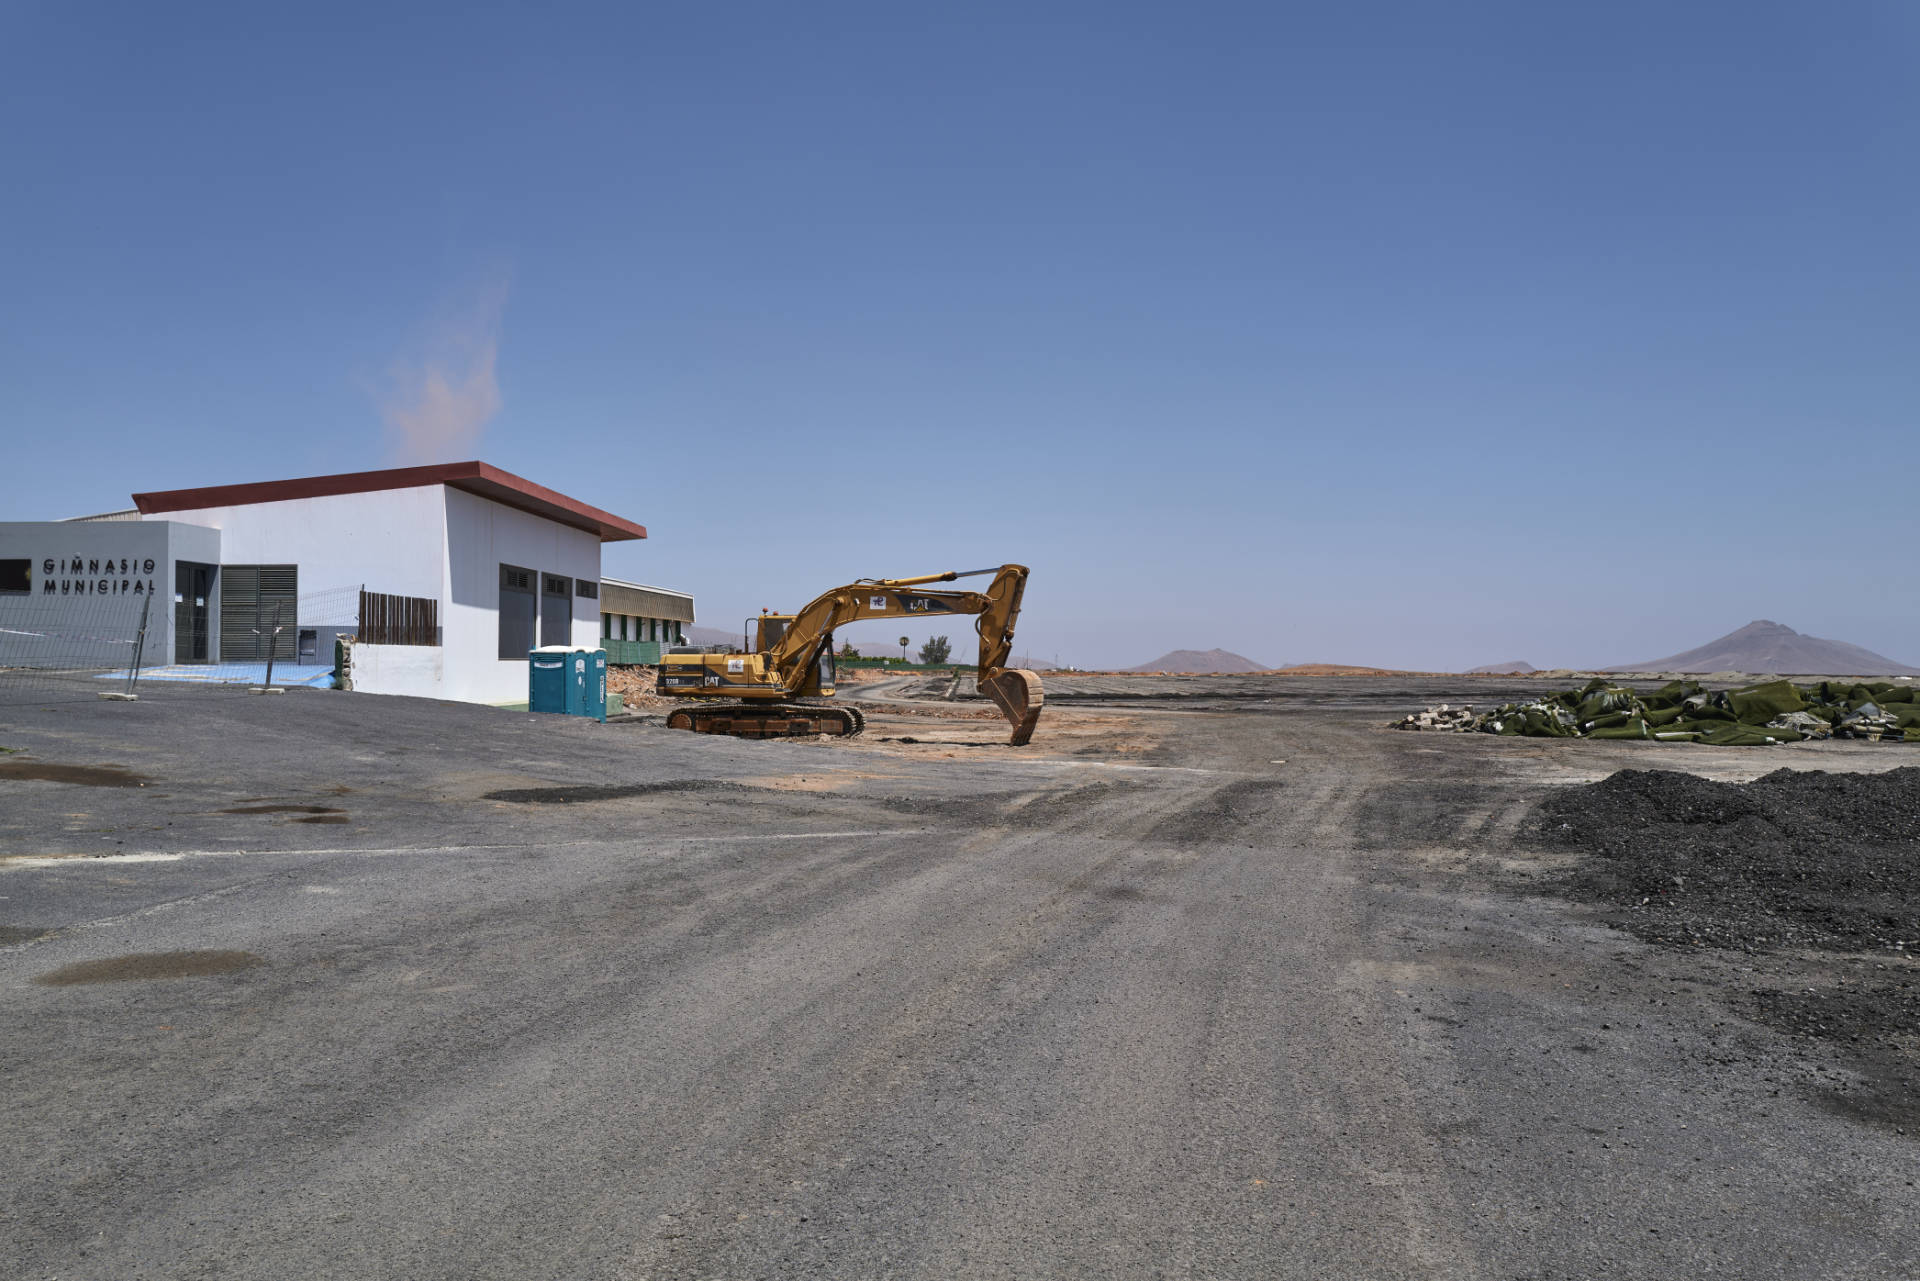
[1467,660,1536,675]
[1535,767,1920,952]
[1534,766,1920,1124]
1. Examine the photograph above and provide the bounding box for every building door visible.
[219,564,299,661]
[173,562,212,663]
[541,574,573,648]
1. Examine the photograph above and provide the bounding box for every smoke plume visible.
[380,282,507,465]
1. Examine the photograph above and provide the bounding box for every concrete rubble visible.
[1390,703,1477,731]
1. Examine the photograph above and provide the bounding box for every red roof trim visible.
[131,461,646,542]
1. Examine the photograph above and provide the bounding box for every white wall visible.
[443,486,602,704]
[144,484,606,705]
[146,487,447,604]
[345,643,445,699]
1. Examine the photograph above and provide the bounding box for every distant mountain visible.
[1468,660,1537,675]
[682,625,743,649]
[1612,620,1920,676]
[1128,648,1267,674]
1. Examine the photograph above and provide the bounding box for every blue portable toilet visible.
[529,646,579,715]
[530,646,606,721]
[582,649,608,721]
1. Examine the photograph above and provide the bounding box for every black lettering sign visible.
[133,580,143,594]
[41,559,53,574]
[143,558,155,574]
[119,558,128,574]
[42,579,54,594]
[88,559,98,574]
[97,579,107,594]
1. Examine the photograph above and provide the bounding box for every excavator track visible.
[663,701,865,739]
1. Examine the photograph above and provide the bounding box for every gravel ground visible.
[2,674,1917,1278]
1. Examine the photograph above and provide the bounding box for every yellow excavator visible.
[657,565,1044,745]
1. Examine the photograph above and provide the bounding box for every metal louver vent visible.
[218,564,299,661]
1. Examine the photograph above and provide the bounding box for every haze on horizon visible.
[3,4,1914,671]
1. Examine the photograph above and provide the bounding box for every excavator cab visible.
[749,614,793,652]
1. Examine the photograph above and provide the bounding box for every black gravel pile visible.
[1536,767,1920,1125]
[1534,766,1920,952]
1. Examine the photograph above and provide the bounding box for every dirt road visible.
[1,678,1913,1278]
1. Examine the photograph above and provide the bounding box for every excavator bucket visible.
[980,668,1045,746]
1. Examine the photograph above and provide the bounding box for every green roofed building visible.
[599,578,694,665]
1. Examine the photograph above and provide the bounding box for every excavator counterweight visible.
[656,565,1044,744]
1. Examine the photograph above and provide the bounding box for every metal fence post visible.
[126,592,152,698]
[262,602,283,690]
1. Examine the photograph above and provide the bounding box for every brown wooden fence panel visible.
[359,590,438,646]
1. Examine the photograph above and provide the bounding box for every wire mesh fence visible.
[0,590,157,705]
[0,583,368,703]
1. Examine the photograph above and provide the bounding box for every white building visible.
[0,461,664,705]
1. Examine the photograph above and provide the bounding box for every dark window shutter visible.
[499,563,536,659]
[540,575,572,648]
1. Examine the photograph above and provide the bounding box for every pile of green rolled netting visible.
[1449,678,1920,745]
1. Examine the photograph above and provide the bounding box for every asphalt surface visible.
[2,676,1916,1279]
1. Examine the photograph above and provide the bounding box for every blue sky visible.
[4,3,1915,669]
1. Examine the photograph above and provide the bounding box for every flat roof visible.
[131,461,646,542]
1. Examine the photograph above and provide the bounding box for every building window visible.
[541,574,572,648]
[576,580,598,599]
[0,559,28,594]
[499,564,536,659]
[602,614,612,639]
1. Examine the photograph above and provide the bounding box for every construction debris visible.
[605,665,676,713]
[1393,678,1920,744]
[1392,704,1477,731]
